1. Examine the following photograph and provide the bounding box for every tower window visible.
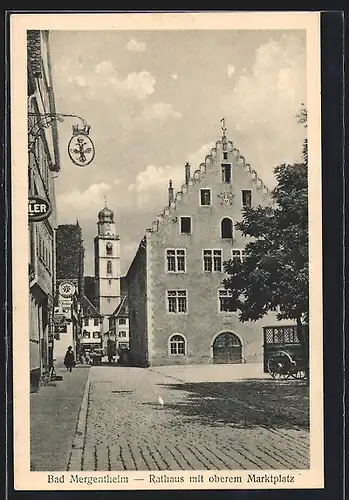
[180,216,192,234]
[242,190,252,207]
[106,242,113,256]
[106,261,112,274]
[221,218,233,239]
[221,164,232,183]
[200,189,211,206]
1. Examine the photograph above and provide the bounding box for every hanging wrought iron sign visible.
[28,195,52,222]
[68,123,95,167]
[59,281,76,298]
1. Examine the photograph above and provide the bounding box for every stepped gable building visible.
[126,122,294,367]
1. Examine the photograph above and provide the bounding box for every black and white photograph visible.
[11,12,323,491]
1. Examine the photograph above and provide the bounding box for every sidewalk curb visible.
[67,376,90,471]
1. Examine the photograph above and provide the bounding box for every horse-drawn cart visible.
[267,349,307,380]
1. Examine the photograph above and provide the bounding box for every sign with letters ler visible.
[28,196,51,222]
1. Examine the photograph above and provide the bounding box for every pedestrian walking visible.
[64,346,75,372]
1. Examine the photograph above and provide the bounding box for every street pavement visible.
[72,364,309,471]
[30,365,90,471]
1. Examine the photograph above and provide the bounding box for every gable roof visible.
[110,295,129,318]
[144,133,272,236]
[80,295,102,318]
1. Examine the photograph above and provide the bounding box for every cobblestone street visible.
[70,365,310,471]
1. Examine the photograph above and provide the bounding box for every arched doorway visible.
[212,332,242,364]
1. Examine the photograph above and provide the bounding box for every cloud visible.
[69,76,87,87]
[227,64,235,77]
[56,183,112,222]
[138,102,182,122]
[126,39,146,52]
[170,73,179,80]
[95,61,114,75]
[127,142,214,210]
[68,61,156,101]
[223,34,306,188]
[120,71,156,100]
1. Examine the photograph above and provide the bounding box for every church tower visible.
[94,202,121,316]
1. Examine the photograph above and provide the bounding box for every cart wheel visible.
[290,369,307,380]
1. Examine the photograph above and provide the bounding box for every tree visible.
[223,106,309,373]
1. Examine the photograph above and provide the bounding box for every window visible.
[219,289,235,313]
[200,189,211,206]
[221,218,233,239]
[106,242,113,256]
[223,152,228,160]
[106,260,112,274]
[242,190,252,207]
[83,331,90,339]
[203,249,222,272]
[119,318,126,325]
[84,318,89,326]
[119,331,127,338]
[93,332,100,339]
[232,249,248,262]
[87,308,91,315]
[221,163,232,183]
[169,335,186,355]
[166,249,186,273]
[167,290,187,314]
[180,216,192,234]
[94,318,99,326]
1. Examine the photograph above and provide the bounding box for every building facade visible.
[80,295,103,352]
[28,30,60,390]
[108,296,130,353]
[54,223,84,362]
[126,129,294,367]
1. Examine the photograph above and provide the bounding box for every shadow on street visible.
[153,378,309,431]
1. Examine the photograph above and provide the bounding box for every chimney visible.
[168,179,174,206]
[185,162,190,185]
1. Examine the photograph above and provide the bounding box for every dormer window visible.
[223,152,228,160]
[106,242,113,256]
[221,164,232,183]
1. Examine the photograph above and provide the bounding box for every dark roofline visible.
[81,295,102,317]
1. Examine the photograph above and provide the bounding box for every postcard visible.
[10,11,323,491]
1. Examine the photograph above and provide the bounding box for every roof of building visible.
[110,295,129,318]
[80,295,102,318]
[98,205,114,222]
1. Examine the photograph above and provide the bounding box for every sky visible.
[49,29,306,276]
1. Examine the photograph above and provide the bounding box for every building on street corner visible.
[28,30,60,391]
[126,125,295,367]
[54,223,85,363]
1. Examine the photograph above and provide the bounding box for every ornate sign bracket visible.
[28,112,95,167]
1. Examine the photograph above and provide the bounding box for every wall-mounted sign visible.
[68,132,95,167]
[28,196,51,222]
[55,324,68,334]
[58,281,76,298]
